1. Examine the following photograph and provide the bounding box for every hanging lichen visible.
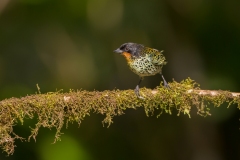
[0,78,239,155]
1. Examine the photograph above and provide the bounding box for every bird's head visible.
[114,43,144,60]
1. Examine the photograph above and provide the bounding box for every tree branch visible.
[0,78,239,155]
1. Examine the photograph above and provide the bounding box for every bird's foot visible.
[161,74,170,89]
[134,85,145,99]
[163,80,170,89]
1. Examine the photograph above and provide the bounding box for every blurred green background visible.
[1,0,240,159]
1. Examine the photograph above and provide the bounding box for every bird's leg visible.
[160,74,169,88]
[134,77,144,98]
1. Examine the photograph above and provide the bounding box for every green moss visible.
[0,77,239,155]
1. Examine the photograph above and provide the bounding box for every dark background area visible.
[0,0,240,159]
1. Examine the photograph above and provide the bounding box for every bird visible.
[114,42,169,98]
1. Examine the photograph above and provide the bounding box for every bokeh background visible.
[1,0,240,159]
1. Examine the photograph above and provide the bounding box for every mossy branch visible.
[0,78,240,155]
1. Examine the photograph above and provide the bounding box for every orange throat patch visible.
[122,52,132,62]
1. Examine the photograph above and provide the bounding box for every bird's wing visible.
[149,49,167,66]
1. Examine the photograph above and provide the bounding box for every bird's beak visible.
[113,48,123,54]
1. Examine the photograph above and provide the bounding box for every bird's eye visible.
[120,45,126,50]
[125,47,130,52]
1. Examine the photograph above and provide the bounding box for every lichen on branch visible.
[0,78,239,155]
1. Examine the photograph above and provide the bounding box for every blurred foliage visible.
[0,0,240,159]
